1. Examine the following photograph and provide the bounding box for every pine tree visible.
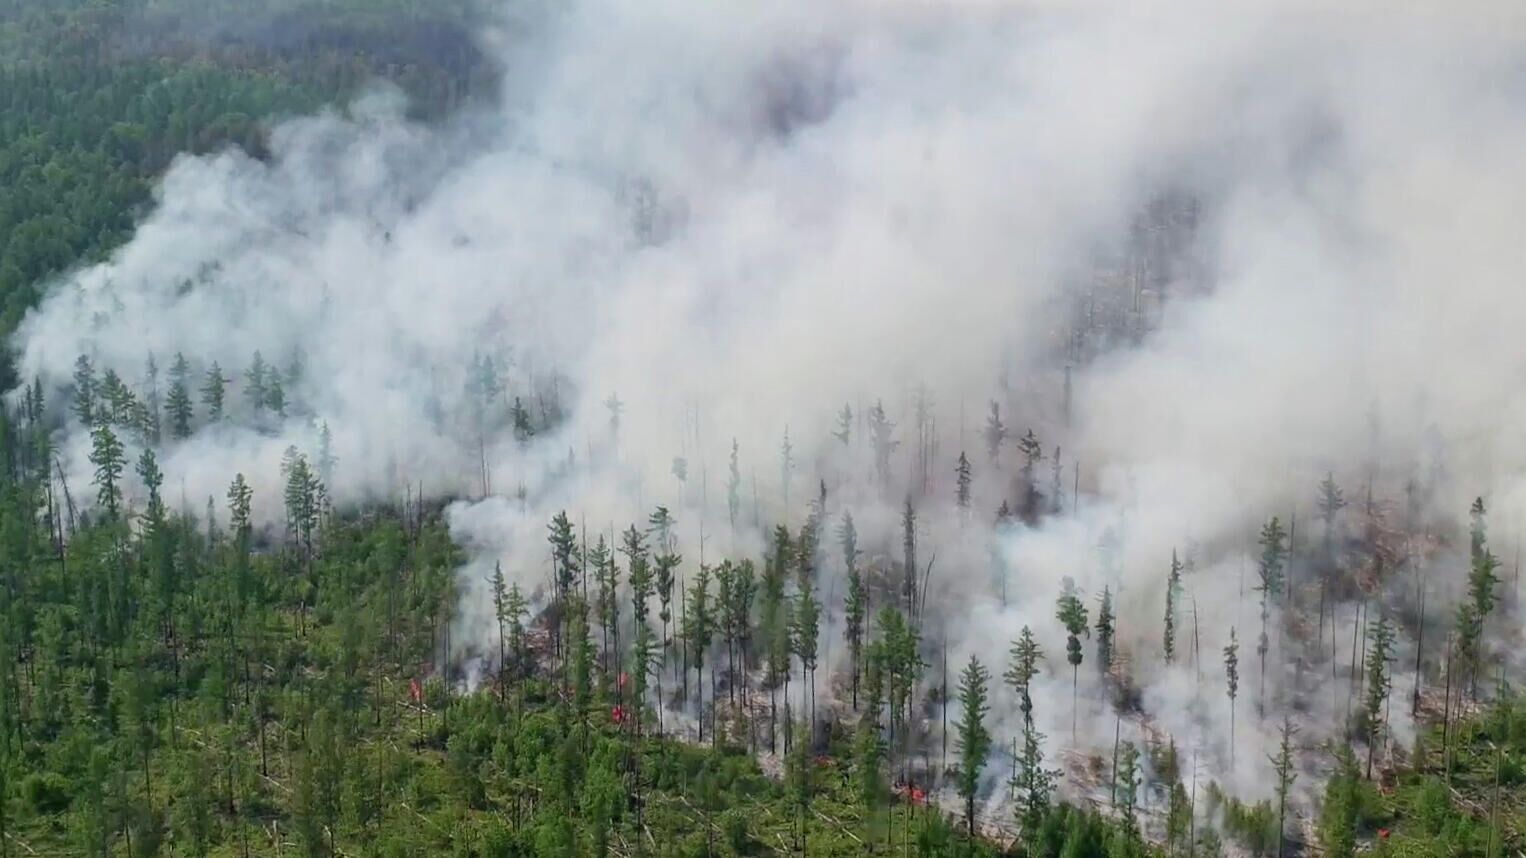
[1255,516,1289,716]
[316,421,337,487]
[89,423,125,519]
[779,428,794,510]
[200,362,227,422]
[983,400,1006,463]
[510,396,533,447]
[1319,743,1362,858]
[1015,715,1057,835]
[1164,549,1182,664]
[621,525,652,629]
[1224,627,1240,770]
[955,451,972,512]
[955,655,992,838]
[1056,580,1089,739]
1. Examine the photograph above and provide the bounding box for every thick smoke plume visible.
[13,0,1526,826]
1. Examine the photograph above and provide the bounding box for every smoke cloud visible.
[13,0,1526,821]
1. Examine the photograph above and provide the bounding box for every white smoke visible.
[11,0,1526,818]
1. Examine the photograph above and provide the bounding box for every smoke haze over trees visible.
[6,0,1526,853]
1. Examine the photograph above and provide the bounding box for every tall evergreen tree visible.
[1255,516,1289,716]
[1364,612,1396,778]
[955,655,992,838]
[1096,586,1115,677]
[833,403,852,446]
[1224,627,1240,770]
[1271,717,1299,858]
[89,423,125,519]
[165,352,193,439]
[200,362,227,422]
[1164,549,1182,664]
[843,512,867,709]
[955,451,972,512]
[1056,580,1089,739]
[983,400,1006,463]
[727,438,741,530]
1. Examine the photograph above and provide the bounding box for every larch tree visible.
[1457,497,1500,698]
[727,438,741,531]
[1117,741,1142,840]
[984,400,1006,463]
[867,399,898,487]
[165,352,193,439]
[955,655,992,839]
[1096,586,1115,677]
[955,451,972,513]
[1056,580,1089,739]
[791,579,821,731]
[682,566,712,741]
[491,562,509,704]
[1255,516,1289,717]
[1224,627,1240,770]
[1271,716,1299,858]
[901,498,917,618]
[833,403,853,446]
[843,512,867,709]
[1363,611,1396,778]
[1164,549,1182,664]
[200,362,227,422]
[89,422,125,519]
[1006,626,1043,727]
[1016,429,1043,521]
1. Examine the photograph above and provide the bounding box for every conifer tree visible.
[73,354,98,426]
[621,525,652,630]
[491,562,509,703]
[1224,627,1240,770]
[955,451,972,512]
[245,351,269,414]
[510,396,533,447]
[791,580,821,728]
[1056,580,1089,739]
[89,423,125,519]
[779,428,794,510]
[165,352,193,440]
[955,655,992,838]
[1116,741,1142,840]
[901,498,917,617]
[1364,612,1395,778]
[984,400,1006,463]
[1015,713,1057,835]
[200,362,227,422]
[1006,626,1043,727]
[1271,717,1299,858]
[1457,497,1500,697]
[1319,743,1362,858]
[867,399,898,486]
[1096,586,1115,676]
[843,512,867,709]
[316,421,336,487]
[1017,429,1043,519]
[833,403,853,446]
[590,536,618,675]
[683,567,713,740]
[727,438,741,530]
[1164,549,1182,664]
[1255,516,1289,715]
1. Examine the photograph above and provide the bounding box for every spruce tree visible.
[791,580,821,729]
[867,399,898,486]
[1271,716,1299,858]
[1116,741,1142,840]
[1006,626,1043,727]
[683,567,712,740]
[1017,429,1043,520]
[72,354,97,426]
[901,498,917,618]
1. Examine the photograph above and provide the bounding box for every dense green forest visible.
[1,2,1523,857]
[0,0,491,384]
